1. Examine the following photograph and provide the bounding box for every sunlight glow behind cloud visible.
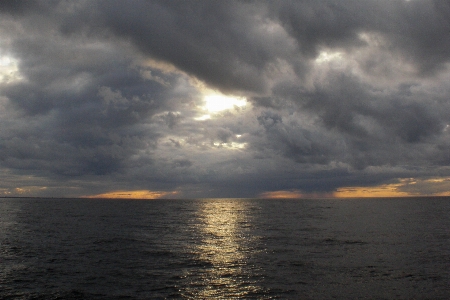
[203,93,247,113]
[315,51,343,64]
[0,55,21,83]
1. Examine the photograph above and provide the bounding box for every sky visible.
[0,0,450,199]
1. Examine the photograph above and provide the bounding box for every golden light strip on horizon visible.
[334,176,450,198]
[84,190,178,199]
[259,190,303,199]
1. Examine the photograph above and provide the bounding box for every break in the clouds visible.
[0,0,450,198]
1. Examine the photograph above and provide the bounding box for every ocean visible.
[0,197,449,299]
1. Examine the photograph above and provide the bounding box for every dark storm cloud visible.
[304,73,445,144]
[259,73,450,171]
[274,0,450,76]
[0,4,171,180]
[1,0,450,197]
[93,0,278,93]
[78,0,450,93]
[0,0,36,15]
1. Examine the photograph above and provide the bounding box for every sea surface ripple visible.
[0,197,449,299]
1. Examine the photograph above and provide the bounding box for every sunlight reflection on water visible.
[183,199,263,298]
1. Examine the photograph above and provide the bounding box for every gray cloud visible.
[1,0,450,197]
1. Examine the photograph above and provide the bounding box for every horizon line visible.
[1,195,449,200]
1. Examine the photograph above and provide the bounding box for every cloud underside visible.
[1,0,450,198]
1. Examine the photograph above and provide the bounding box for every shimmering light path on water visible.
[1,197,449,299]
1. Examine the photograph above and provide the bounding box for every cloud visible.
[0,1,450,198]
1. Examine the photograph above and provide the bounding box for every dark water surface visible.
[0,197,449,299]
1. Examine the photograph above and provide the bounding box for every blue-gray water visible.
[0,197,449,299]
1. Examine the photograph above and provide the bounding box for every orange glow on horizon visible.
[334,176,450,198]
[84,190,178,199]
[334,184,411,198]
[260,190,336,199]
[259,190,303,199]
[434,191,450,196]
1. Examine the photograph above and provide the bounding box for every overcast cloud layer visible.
[1,0,450,198]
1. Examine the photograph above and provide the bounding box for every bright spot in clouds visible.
[0,56,11,66]
[195,92,247,121]
[203,93,247,113]
[194,114,211,121]
[0,55,22,83]
[315,51,343,64]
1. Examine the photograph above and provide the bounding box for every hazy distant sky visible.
[1,0,450,198]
